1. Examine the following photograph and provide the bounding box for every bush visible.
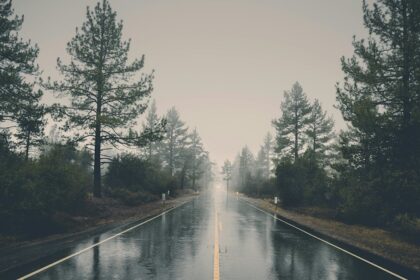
[275,158,306,206]
[0,144,91,236]
[259,178,277,197]
[335,168,420,227]
[105,154,173,204]
[275,152,330,207]
[108,188,158,206]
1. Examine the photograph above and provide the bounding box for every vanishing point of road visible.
[2,188,413,279]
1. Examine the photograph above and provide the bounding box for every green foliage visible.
[275,152,330,207]
[0,0,45,158]
[0,0,40,126]
[0,144,91,236]
[335,168,420,226]
[109,189,158,206]
[105,154,172,203]
[306,99,334,165]
[14,95,47,160]
[273,82,312,161]
[334,0,420,225]
[142,100,166,160]
[47,0,155,197]
[221,160,233,187]
[159,107,190,176]
[187,128,206,190]
[238,146,254,188]
[275,158,304,206]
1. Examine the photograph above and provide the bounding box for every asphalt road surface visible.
[4,188,410,279]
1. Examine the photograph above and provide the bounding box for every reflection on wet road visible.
[14,188,403,279]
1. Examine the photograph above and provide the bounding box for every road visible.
[4,188,409,279]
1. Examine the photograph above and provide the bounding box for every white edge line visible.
[18,201,190,280]
[240,198,407,280]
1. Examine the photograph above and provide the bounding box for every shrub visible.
[105,154,173,204]
[0,144,91,236]
[108,189,158,206]
[275,158,306,206]
[275,152,330,207]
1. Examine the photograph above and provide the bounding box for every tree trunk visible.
[93,87,102,198]
[294,125,298,162]
[25,130,30,161]
[294,107,298,162]
[227,179,229,195]
[180,165,186,189]
[169,133,174,176]
[400,0,412,168]
[93,118,102,198]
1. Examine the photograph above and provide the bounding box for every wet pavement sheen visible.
[14,188,400,279]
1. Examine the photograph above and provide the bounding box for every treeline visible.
[0,0,212,237]
[107,102,214,206]
[224,0,420,232]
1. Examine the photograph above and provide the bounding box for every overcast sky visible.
[14,0,366,166]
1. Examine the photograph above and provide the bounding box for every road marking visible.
[18,201,191,280]
[213,209,220,280]
[241,199,407,280]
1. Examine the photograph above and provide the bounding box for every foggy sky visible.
[14,0,366,166]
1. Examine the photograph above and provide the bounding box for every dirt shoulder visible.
[241,195,420,275]
[0,192,197,274]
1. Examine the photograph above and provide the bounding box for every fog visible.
[14,0,365,165]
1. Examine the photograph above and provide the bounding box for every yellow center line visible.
[213,208,220,280]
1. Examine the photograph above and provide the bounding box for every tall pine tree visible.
[336,0,420,219]
[141,100,165,161]
[48,0,154,197]
[273,82,312,161]
[306,99,334,165]
[337,0,420,170]
[15,95,46,160]
[221,159,232,190]
[160,107,189,176]
[0,0,44,151]
[188,128,205,190]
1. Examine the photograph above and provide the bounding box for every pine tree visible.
[160,107,189,176]
[306,99,334,164]
[199,155,214,189]
[0,0,43,147]
[238,146,254,188]
[337,0,420,170]
[221,160,233,190]
[188,128,205,190]
[336,0,420,219]
[47,0,154,197]
[141,100,165,161]
[14,95,46,160]
[273,82,312,161]
[262,132,274,178]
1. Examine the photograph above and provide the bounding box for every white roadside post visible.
[162,193,166,204]
[274,196,278,209]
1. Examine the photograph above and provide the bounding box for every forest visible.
[0,0,213,237]
[223,0,420,235]
[1,0,420,241]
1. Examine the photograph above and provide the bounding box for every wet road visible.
[8,188,407,279]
